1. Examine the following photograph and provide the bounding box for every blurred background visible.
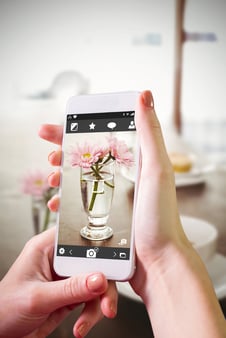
[0,0,225,282]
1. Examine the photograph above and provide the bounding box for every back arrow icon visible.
[69,249,73,255]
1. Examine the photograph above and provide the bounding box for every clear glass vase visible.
[31,189,56,234]
[80,161,115,240]
[32,196,50,234]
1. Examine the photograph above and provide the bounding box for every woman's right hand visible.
[131,91,226,337]
[130,90,188,294]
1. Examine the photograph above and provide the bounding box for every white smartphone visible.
[54,91,140,281]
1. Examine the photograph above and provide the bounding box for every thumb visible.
[134,91,178,246]
[35,273,108,313]
[135,90,171,172]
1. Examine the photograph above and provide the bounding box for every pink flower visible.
[108,137,134,167]
[70,143,107,168]
[21,170,49,197]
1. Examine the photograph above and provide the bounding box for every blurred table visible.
[49,169,226,338]
[176,169,226,256]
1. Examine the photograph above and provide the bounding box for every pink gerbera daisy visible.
[70,143,107,168]
[108,137,134,167]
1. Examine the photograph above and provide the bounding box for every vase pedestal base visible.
[80,225,113,241]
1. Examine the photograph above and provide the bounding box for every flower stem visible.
[88,162,114,211]
[42,189,56,232]
[88,180,99,211]
[42,206,50,232]
[104,181,115,188]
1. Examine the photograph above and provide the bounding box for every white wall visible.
[1,0,225,119]
[0,0,176,122]
[182,0,226,158]
[183,0,226,122]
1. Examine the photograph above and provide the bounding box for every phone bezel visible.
[54,91,140,281]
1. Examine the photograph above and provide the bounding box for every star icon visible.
[89,122,96,130]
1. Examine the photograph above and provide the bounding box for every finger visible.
[38,124,63,145]
[135,90,176,217]
[73,299,103,338]
[48,171,61,188]
[48,149,62,166]
[135,90,172,173]
[36,273,108,313]
[28,306,71,338]
[47,195,60,212]
[100,281,118,318]
[134,91,179,248]
[73,282,118,338]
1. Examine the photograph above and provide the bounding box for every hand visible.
[131,91,226,337]
[130,90,187,294]
[0,227,117,338]
[39,91,226,337]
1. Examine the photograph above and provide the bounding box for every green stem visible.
[88,161,115,211]
[102,153,113,164]
[42,206,50,232]
[104,181,115,188]
[41,188,56,232]
[88,180,99,211]
[91,165,102,179]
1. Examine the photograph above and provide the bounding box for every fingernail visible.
[87,273,106,293]
[76,321,90,338]
[47,197,55,211]
[142,90,154,108]
[109,301,117,318]
[48,172,54,179]
[48,151,55,161]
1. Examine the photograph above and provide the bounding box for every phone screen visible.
[57,110,137,262]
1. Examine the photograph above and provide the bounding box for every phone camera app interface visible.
[57,111,136,260]
[86,248,98,258]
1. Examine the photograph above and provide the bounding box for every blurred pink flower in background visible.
[21,170,57,233]
[21,170,50,197]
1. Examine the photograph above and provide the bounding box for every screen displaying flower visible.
[69,136,134,238]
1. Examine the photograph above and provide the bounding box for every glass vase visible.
[31,189,56,234]
[32,196,49,234]
[80,161,115,240]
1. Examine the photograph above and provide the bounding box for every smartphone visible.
[54,92,140,281]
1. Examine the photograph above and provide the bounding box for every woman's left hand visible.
[0,227,117,338]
